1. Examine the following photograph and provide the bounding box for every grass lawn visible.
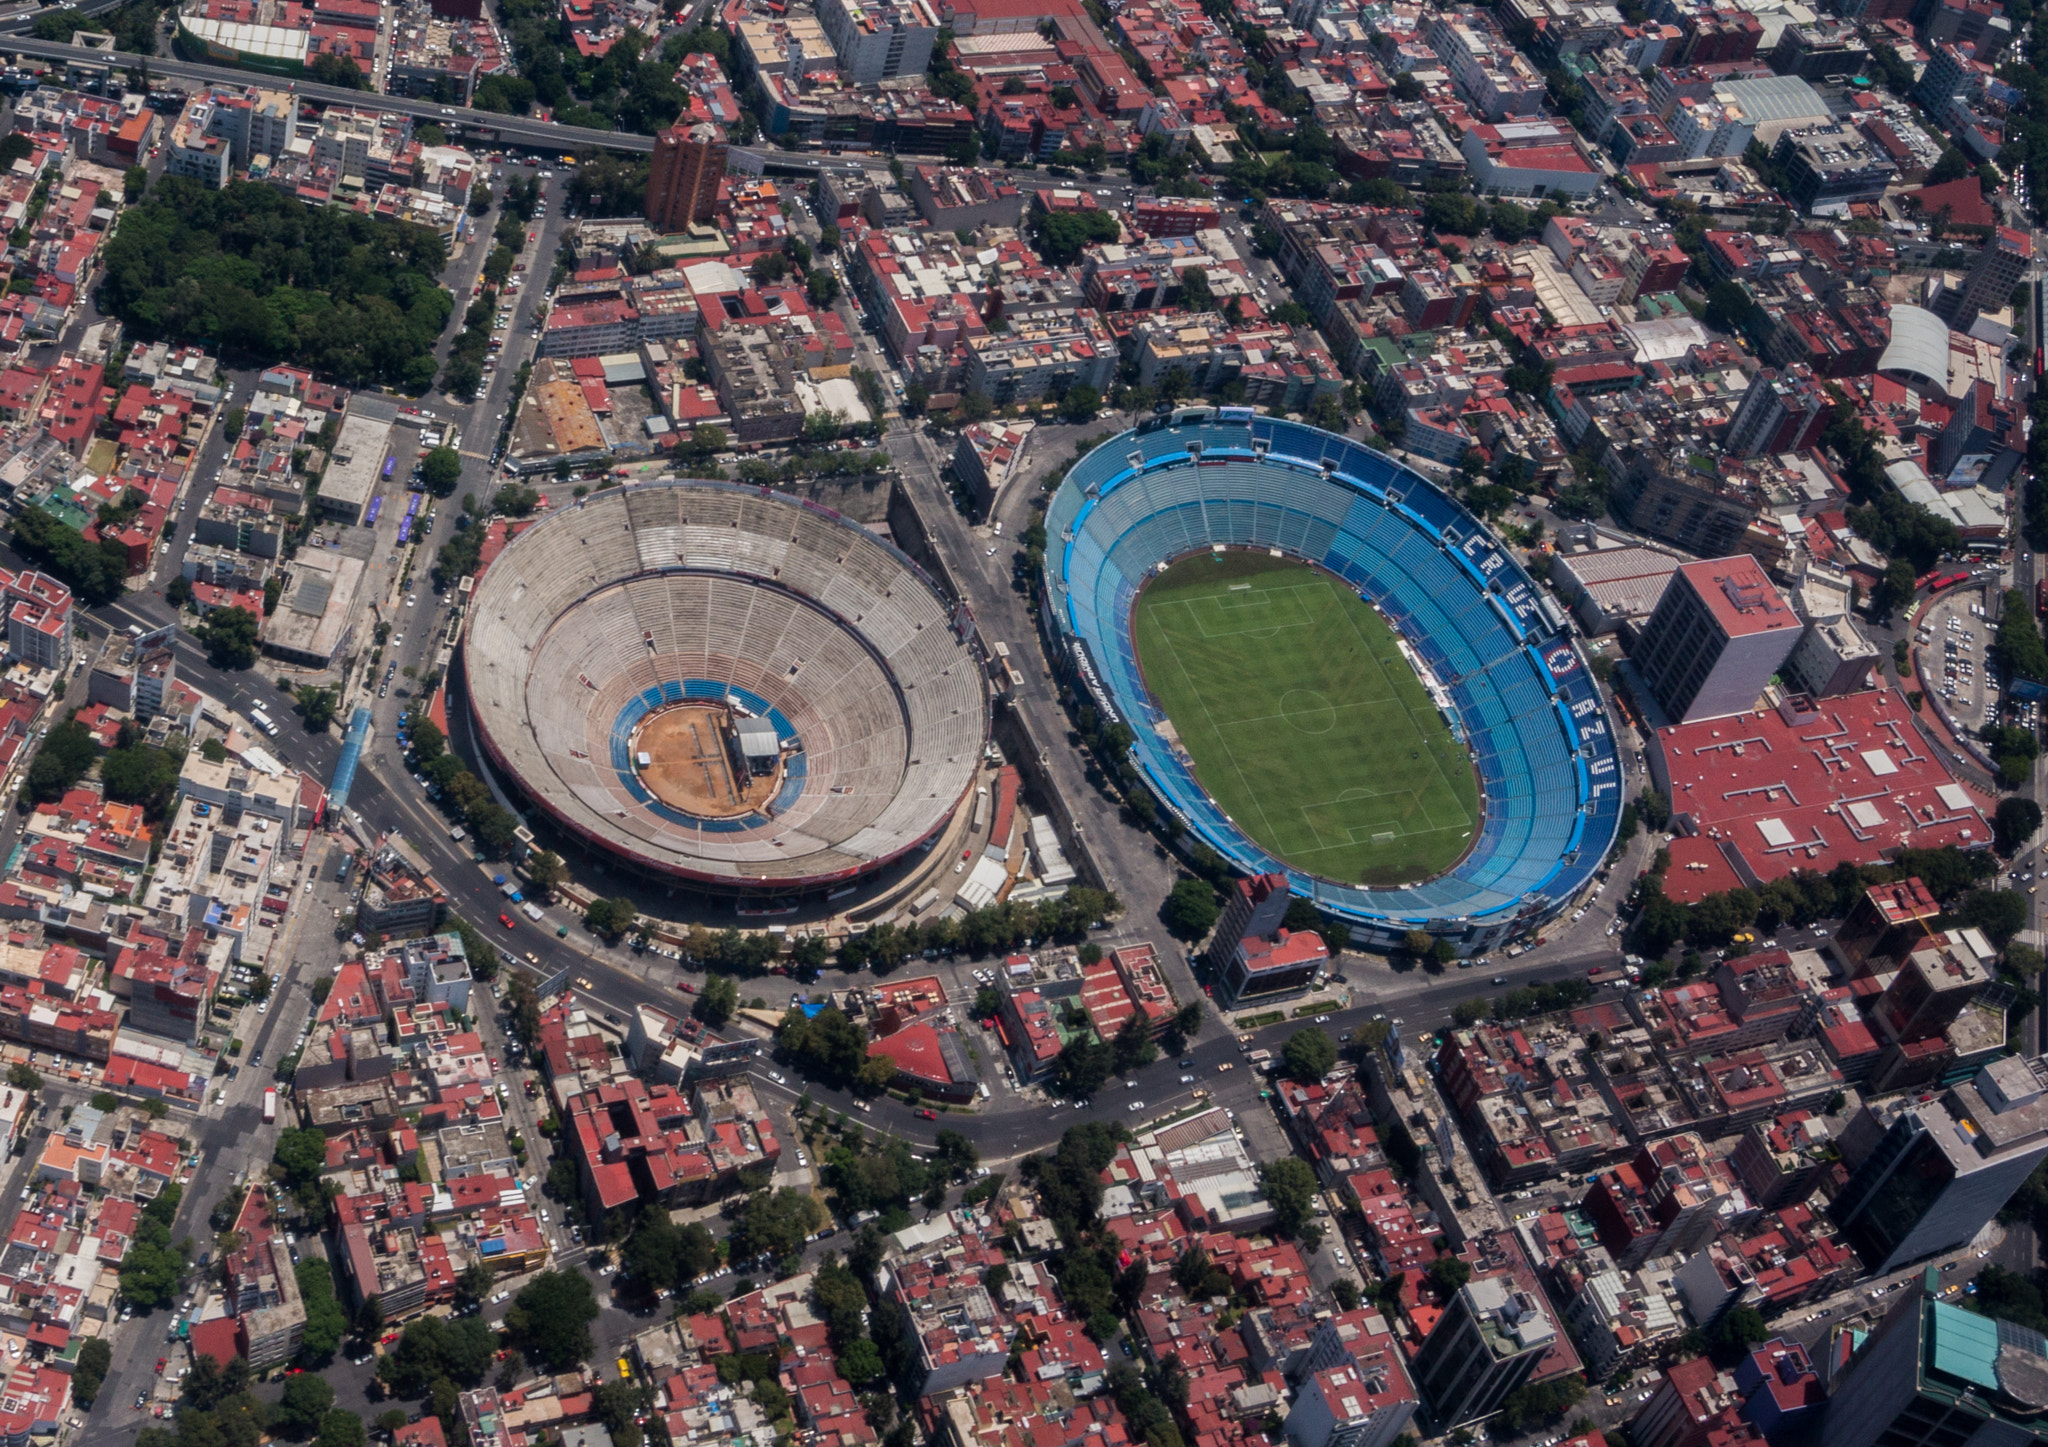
[1132,551,1479,887]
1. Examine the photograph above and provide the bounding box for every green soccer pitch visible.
[1131,550,1482,888]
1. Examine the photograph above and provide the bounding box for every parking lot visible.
[1918,588,2036,739]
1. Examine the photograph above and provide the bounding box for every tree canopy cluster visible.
[622,1203,721,1296]
[1281,1026,1338,1081]
[1024,1121,1130,1239]
[838,886,1120,971]
[1996,588,2048,689]
[196,605,261,670]
[100,180,453,391]
[777,1006,873,1089]
[730,1187,829,1264]
[421,749,523,854]
[133,1361,273,1447]
[101,721,184,820]
[1029,206,1123,266]
[1629,846,1999,961]
[22,717,98,806]
[376,1313,498,1397]
[10,505,131,605]
[118,1182,186,1311]
[295,1256,349,1361]
[505,1270,600,1373]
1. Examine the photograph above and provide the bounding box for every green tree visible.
[454,1261,497,1312]
[11,505,131,604]
[840,1337,885,1386]
[1281,1026,1337,1081]
[1261,1157,1319,1239]
[524,849,564,897]
[274,1128,328,1187]
[1028,206,1121,265]
[730,1188,827,1263]
[296,1256,348,1360]
[22,720,97,805]
[1161,878,1220,940]
[419,446,463,494]
[1958,888,2030,946]
[1428,1256,1472,1293]
[274,1374,335,1440]
[933,1128,980,1179]
[694,973,739,1027]
[1872,558,1918,616]
[295,684,338,732]
[1997,797,2044,855]
[72,1338,111,1407]
[101,179,451,392]
[505,1270,600,1373]
[585,896,637,941]
[196,605,261,669]
[1053,1036,1114,1099]
[1707,1305,1770,1365]
[1060,384,1102,424]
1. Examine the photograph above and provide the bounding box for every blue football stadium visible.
[1044,410,1624,950]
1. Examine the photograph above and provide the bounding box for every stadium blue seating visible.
[1044,418,1624,941]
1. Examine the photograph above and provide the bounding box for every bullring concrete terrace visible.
[463,481,987,887]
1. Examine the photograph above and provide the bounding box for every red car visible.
[154,1359,165,1375]
[676,981,696,994]
[918,1108,937,1120]
[500,913,517,929]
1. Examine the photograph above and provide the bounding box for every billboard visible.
[131,622,176,655]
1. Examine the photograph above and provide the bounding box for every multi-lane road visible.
[0,31,882,183]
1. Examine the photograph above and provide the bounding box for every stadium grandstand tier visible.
[1046,412,1623,950]
[462,481,988,889]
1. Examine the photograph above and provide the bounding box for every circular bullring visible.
[462,480,988,889]
[1045,412,1624,948]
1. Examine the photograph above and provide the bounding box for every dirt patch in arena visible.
[632,704,784,819]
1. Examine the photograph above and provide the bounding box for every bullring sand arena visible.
[632,704,781,820]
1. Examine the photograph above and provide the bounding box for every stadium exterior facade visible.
[1044,411,1622,951]
[461,480,987,894]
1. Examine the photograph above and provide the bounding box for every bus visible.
[381,457,395,479]
[365,496,383,525]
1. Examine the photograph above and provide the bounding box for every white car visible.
[1127,1101,1144,1111]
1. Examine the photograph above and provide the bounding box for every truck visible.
[248,709,278,738]
[500,880,524,903]
[262,1090,276,1125]
[520,901,543,922]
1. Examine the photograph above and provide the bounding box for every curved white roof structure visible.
[463,481,987,889]
[1879,304,1952,396]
